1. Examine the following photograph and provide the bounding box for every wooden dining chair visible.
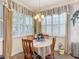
[46,37,56,59]
[22,39,34,59]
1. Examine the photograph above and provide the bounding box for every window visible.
[12,11,34,37]
[0,4,3,38]
[0,4,3,55]
[41,13,66,37]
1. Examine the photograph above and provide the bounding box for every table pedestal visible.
[36,46,51,59]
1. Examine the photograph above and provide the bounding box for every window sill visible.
[0,38,3,42]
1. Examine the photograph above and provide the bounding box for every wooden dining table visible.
[33,39,52,59]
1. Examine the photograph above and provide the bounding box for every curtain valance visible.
[0,0,33,16]
[41,4,72,16]
[11,1,33,16]
[0,0,6,4]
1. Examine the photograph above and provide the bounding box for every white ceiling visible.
[13,0,78,11]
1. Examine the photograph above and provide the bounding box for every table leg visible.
[49,46,51,54]
[42,47,46,59]
[37,48,41,55]
[36,46,51,59]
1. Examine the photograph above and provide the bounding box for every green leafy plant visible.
[72,10,79,26]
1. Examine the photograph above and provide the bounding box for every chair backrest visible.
[27,35,35,40]
[52,38,56,49]
[43,34,49,39]
[51,38,56,56]
[22,39,34,59]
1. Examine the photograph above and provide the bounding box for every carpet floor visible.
[11,52,76,59]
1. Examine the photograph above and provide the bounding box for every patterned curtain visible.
[3,0,12,59]
[11,1,33,16]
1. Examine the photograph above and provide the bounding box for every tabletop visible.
[33,39,52,48]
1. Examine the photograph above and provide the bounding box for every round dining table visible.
[33,39,52,59]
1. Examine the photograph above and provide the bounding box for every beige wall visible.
[69,1,79,43]
[67,1,79,53]
[35,20,41,34]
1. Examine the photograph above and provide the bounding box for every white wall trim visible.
[13,0,79,12]
[41,0,79,11]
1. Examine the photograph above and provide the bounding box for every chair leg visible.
[51,51,55,59]
[51,54,54,59]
